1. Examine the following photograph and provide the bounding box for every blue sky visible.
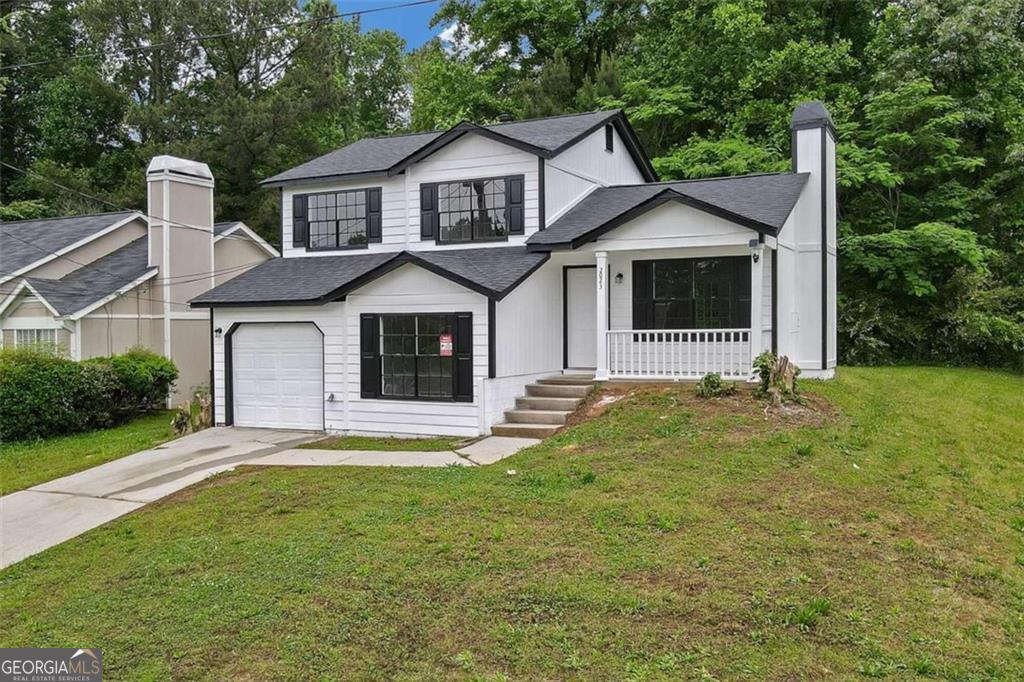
[339,1,446,50]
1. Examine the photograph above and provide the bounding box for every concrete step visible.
[504,409,572,425]
[526,383,592,399]
[491,422,561,439]
[537,375,596,386]
[516,395,582,411]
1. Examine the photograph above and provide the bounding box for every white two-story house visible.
[192,104,837,437]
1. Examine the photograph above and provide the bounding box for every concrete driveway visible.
[1,427,316,569]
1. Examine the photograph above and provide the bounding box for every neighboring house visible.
[192,104,837,436]
[0,156,278,402]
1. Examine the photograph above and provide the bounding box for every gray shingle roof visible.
[0,210,140,278]
[213,221,239,236]
[190,247,548,307]
[261,111,632,186]
[528,173,809,248]
[23,237,154,316]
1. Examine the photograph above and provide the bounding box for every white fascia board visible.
[214,221,280,257]
[0,213,146,287]
[69,269,159,320]
[0,280,61,317]
[0,280,30,318]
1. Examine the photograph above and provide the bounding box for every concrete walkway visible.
[1,431,539,569]
[253,436,540,468]
[1,428,316,569]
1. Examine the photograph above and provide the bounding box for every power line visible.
[1,228,265,308]
[0,0,443,72]
[0,160,272,246]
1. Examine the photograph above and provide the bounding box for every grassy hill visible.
[1,367,1022,679]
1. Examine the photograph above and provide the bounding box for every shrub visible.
[0,347,178,442]
[695,372,737,398]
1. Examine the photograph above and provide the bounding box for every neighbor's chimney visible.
[145,155,215,360]
[496,112,514,123]
[788,102,837,377]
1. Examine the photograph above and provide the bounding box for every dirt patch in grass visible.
[565,382,836,432]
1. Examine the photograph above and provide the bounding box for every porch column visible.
[595,250,609,380]
[749,241,765,370]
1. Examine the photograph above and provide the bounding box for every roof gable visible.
[261,110,655,187]
[15,237,155,317]
[527,173,809,249]
[190,247,549,307]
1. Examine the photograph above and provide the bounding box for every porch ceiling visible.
[528,172,808,250]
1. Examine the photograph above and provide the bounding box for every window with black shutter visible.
[360,313,473,402]
[422,175,524,243]
[291,187,381,250]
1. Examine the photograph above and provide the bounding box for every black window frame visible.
[420,174,525,244]
[632,257,752,331]
[360,312,473,403]
[605,123,614,153]
[292,187,382,251]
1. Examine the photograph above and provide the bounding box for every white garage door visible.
[232,323,323,430]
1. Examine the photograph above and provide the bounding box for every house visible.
[0,157,278,402]
[192,103,837,436]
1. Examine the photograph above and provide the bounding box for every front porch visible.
[562,240,772,382]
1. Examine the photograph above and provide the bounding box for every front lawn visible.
[0,411,176,494]
[299,435,461,452]
[1,368,1022,679]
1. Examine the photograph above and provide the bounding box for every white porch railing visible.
[606,329,752,380]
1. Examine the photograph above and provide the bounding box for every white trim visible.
[0,213,145,286]
[214,221,280,257]
[72,319,82,360]
[69,269,159,320]
[144,169,215,189]
[162,176,171,360]
[2,316,62,330]
[0,280,61,317]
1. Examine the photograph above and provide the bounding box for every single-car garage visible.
[228,322,324,430]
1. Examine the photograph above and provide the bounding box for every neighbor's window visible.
[380,315,455,399]
[632,257,751,330]
[15,328,56,348]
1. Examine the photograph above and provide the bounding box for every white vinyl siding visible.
[211,265,490,437]
[545,125,646,222]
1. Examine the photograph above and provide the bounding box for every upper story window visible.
[419,175,524,244]
[292,187,381,250]
[605,124,614,153]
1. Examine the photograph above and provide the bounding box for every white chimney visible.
[787,102,837,377]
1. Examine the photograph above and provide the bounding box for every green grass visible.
[298,435,461,452]
[0,411,176,494]
[2,367,1023,679]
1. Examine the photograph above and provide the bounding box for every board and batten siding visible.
[545,125,646,223]
[281,133,542,258]
[211,265,491,437]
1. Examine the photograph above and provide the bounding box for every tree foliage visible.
[2,0,1023,369]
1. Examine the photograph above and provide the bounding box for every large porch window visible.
[632,257,751,330]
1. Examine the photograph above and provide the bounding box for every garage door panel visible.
[232,323,323,430]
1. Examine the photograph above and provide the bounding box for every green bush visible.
[0,346,177,442]
[695,372,737,398]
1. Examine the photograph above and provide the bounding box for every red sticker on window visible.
[439,334,453,357]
